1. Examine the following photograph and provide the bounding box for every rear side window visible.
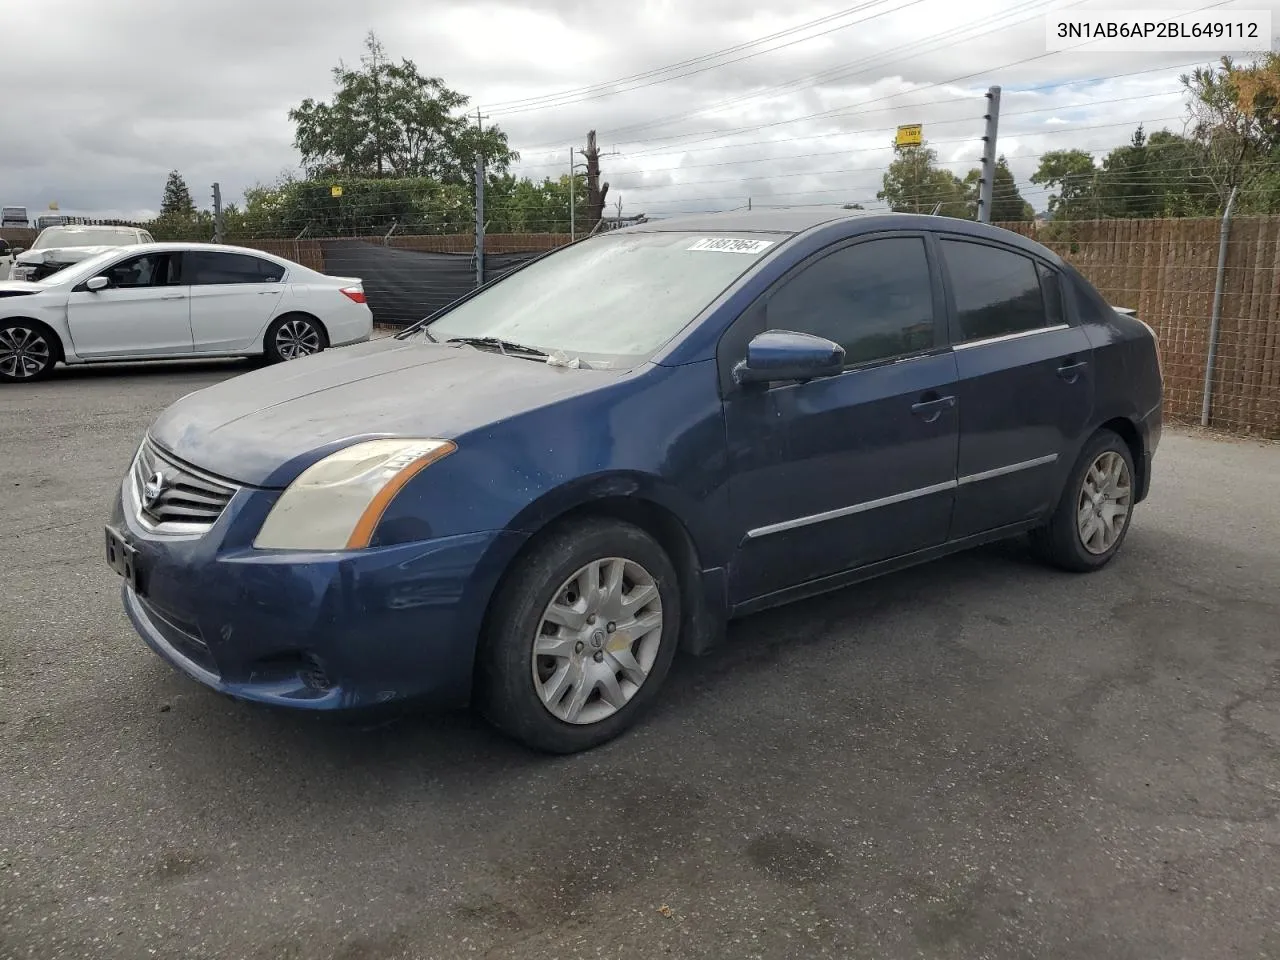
[1037,262,1064,326]
[940,239,1047,342]
[181,251,286,284]
[765,236,937,366]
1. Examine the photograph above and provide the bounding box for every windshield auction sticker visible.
[686,238,775,254]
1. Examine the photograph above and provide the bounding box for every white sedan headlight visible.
[253,439,456,550]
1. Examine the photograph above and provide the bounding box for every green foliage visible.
[288,32,516,184]
[159,171,195,220]
[878,143,971,216]
[878,144,1032,221]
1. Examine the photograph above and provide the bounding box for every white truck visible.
[8,223,153,282]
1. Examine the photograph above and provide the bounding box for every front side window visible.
[101,253,174,288]
[422,231,781,365]
[181,251,286,284]
[764,236,937,366]
[940,239,1047,341]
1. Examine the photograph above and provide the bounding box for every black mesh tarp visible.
[319,240,547,328]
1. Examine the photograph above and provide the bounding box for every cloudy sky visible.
[2,0,1275,223]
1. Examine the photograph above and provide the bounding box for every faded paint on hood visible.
[148,336,626,487]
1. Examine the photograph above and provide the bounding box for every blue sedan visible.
[106,210,1163,753]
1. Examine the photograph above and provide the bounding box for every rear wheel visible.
[476,518,681,754]
[0,321,56,383]
[264,313,327,363]
[1031,428,1136,572]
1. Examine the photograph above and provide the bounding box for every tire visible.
[0,321,57,383]
[476,517,682,754]
[263,313,327,363]
[1031,428,1137,572]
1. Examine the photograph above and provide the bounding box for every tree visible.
[877,142,969,217]
[288,32,517,184]
[159,171,195,221]
[989,157,1035,221]
[1031,150,1099,220]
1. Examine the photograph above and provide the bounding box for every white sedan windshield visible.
[424,231,782,363]
[33,228,139,249]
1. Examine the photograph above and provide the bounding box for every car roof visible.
[627,208,1061,263]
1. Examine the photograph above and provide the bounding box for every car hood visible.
[16,245,119,263]
[149,336,627,487]
[0,280,45,296]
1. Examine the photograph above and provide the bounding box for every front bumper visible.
[110,473,526,711]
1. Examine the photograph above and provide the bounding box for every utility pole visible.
[569,147,589,241]
[976,85,1001,224]
[211,182,224,243]
[474,108,489,287]
[475,155,485,287]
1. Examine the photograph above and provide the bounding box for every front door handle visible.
[1057,358,1088,381]
[911,393,956,423]
[160,294,185,300]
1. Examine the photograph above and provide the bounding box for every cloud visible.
[0,0,1250,222]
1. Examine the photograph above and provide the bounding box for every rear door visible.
[936,236,1094,539]
[182,251,286,353]
[721,232,960,603]
[65,252,192,357]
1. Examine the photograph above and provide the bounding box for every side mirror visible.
[733,330,845,385]
[11,247,24,256]
[85,276,110,292]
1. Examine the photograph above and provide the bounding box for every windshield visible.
[33,227,139,249]
[419,231,783,364]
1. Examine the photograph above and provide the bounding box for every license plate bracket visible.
[104,526,143,594]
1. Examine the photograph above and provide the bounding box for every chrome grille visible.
[132,439,237,529]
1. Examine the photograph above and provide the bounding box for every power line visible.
[481,0,923,115]
[539,0,1065,146]
[514,0,1065,150]
[517,0,1230,159]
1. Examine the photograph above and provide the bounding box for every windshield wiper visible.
[445,336,548,359]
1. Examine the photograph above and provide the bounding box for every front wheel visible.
[476,518,682,754]
[1031,428,1136,572]
[0,322,56,383]
[264,314,327,363]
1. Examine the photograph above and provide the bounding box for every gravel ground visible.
[2,358,1278,960]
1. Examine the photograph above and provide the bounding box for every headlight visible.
[253,439,456,550]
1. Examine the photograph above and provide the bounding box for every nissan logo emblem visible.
[142,470,165,507]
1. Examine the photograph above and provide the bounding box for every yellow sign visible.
[330,185,343,197]
[48,201,59,210]
[895,124,922,147]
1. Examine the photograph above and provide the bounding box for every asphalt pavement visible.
[2,357,1278,960]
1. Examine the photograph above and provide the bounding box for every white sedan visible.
[0,242,373,383]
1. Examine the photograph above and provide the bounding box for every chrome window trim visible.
[953,323,1069,350]
[745,454,1059,540]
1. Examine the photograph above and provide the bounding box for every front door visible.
[65,252,192,357]
[936,236,1095,539]
[722,233,960,605]
[182,250,287,353]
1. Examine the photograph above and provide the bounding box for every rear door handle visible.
[160,294,185,300]
[1057,359,1088,380]
[911,394,956,422]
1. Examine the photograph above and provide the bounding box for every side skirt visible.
[729,519,1043,620]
